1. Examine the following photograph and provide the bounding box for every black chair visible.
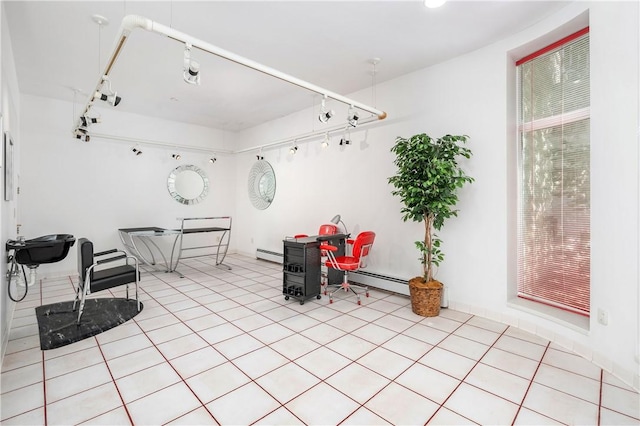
[73,238,140,324]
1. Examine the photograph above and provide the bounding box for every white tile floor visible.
[2,254,639,425]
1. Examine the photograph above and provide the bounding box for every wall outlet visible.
[597,308,609,326]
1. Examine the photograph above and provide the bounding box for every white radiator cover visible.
[255,248,284,264]
[256,247,410,296]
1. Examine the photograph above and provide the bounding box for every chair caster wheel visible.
[285,296,290,301]
[329,299,333,304]
[366,292,369,297]
[357,300,361,305]
[300,300,304,305]
[316,295,321,300]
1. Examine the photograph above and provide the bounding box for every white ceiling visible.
[5,1,569,132]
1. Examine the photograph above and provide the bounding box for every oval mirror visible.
[248,160,276,210]
[168,164,209,205]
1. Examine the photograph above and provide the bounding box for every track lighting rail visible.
[74,14,387,136]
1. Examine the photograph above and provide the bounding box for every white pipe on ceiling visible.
[75,14,387,135]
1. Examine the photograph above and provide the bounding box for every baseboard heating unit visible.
[255,248,283,264]
[255,248,409,296]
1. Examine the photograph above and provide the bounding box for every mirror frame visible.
[167,164,209,205]
[248,160,276,210]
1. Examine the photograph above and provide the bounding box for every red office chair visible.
[320,231,375,305]
[293,223,338,239]
[294,224,338,292]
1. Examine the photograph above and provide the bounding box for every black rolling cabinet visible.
[282,237,321,305]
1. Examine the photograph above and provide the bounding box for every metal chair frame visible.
[321,231,375,305]
[73,239,140,325]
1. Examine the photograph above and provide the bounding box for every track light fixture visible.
[172,153,181,160]
[131,145,143,156]
[93,76,121,106]
[347,106,359,127]
[289,143,298,155]
[183,43,201,85]
[318,96,334,123]
[209,156,217,164]
[340,128,351,146]
[256,155,264,160]
[81,115,101,127]
[74,128,90,142]
[321,133,330,148]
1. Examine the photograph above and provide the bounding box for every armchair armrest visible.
[95,248,119,257]
[319,243,338,252]
[96,254,128,265]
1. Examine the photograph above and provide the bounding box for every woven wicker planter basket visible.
[409,278,443,317]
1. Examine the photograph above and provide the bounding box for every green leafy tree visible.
[388,134,473,282]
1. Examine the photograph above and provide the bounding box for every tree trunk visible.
[424,213,434,282]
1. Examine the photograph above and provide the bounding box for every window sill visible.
[507,297,590,334]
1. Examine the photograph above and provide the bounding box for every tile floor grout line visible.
[152,261,318,424]
[425,318,508,425]
[597,368,603,425]
[87,336,135,425]
[510,340,553,425]
[8,254,635,424]
[128,286,222,424]
[42,277,48,426]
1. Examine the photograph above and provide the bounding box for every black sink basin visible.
[6,234,76,266]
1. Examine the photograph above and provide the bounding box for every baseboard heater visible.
[255,248,409,296]
[256,248,284,264]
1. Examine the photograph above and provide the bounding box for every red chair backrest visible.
[318,224,338,235]
[352,231,375,261]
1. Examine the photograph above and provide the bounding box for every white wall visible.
[1,2,22,362]
[233,2,639,388]
[11,0,639,389]
[19,95,237,277]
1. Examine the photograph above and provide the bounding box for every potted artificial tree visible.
[388,133,473,317]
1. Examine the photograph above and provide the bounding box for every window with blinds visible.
[516,28,590,316]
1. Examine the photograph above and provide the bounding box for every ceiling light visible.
[93,91,121,106]
[347,106,359,127]
[289,143,298,155]
[74,128,90,142]
[93,76,121,106]
[321,133,330,148]
[256,154,264,160]
[209,156,217,163]
[339,137,351,146]
[183,43,201,85]
[131,145,143,156]
[424,0,446,8]
[318,96,334,123]
[172,153,181,160]
[81,115,101,127]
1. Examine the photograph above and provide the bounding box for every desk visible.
[119,216,232,277]
[118,227,181,273]
[282,233,346,304]
[170,216,232,272]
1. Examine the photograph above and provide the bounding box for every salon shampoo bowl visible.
[6,234,76,267]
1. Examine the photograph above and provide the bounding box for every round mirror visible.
[248,160,276,210]
[168,164,209,205]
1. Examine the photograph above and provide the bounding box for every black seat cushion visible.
[91,265,138,293]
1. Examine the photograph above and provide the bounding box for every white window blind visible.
[516,29,591,316]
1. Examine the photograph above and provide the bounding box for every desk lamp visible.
[330,214,349,235]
